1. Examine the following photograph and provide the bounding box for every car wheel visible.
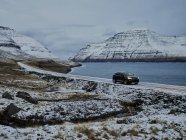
[134,82,138,85]
[124,80,128,85]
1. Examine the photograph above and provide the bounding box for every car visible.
[112,72,139,85]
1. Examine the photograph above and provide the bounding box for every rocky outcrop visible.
[4,103,21,117]
[82,81,98,92]
[73,29,186,62]
[2,92,14,100]
[16,91,38,104]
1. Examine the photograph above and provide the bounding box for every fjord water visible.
[70,62,186,86]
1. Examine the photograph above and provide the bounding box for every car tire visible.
[124,80,128,85]
[113,78,116,83]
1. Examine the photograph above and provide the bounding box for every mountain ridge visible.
[0,26,57,61]
[73,29,186,62]
[0,26,81,73]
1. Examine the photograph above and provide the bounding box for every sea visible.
[70,62,186,86]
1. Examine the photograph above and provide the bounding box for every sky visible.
[0,0,186,59]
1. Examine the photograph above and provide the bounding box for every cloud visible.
[1,0,186,59]
[22,26,115,59]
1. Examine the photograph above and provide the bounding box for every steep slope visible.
[0,26,80,73]
[0,26,57,60]
[73,29,186,62]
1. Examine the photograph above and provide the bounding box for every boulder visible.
[16,91,38,104]
[82,81,98,92]
[4,103,21,116]
[133,99,144,106]
[2,92,14,100]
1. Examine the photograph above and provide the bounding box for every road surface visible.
[18,62,186,94]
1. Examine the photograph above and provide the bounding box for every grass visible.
[75,126,101,140]
[0,133,8,139]
[25,59,71,73]
[67,94,99,101]
[0,61,47,91]
[102,126,119,138]
[121,128,139,137]
[102,133,109,139]
[54,132,65,139]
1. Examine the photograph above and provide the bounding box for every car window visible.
[123,73,134,76]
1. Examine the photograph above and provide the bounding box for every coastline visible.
[22,59,82,74]
[0,61,185,139]
[73,56,186,62]
[69,62,186,86]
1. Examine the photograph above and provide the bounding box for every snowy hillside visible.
[0,62,184,139]
[0,26,57,60]
[73,29,186,62]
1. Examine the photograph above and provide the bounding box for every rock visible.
[4,103,21,116]
[2,92,14,100]
[46,85,59,92]
[133,99,144,106]
[82,81,97,92]
[117,118,133,124]
[16,91,38,104]
[169,108,185,114]
[119,99,143,107]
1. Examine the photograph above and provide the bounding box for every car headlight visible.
[127,77,132,80]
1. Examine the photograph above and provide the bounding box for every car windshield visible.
[123,72,134,76]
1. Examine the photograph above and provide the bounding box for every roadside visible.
[0,61,185,139]
[18,62,186,95]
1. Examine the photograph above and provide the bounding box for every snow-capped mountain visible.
[73,29,186,62]
[0,26,57,60]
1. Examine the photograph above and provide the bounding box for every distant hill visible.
[0,26,57,61]
[73,29,186,62]
[0,26,80,73]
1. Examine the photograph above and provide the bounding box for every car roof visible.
[115,72,134,75]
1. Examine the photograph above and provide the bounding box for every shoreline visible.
[18,62,186,90]
[73,56,186,62]
[69,62,186,86]
[21,59,82,74]
[0,61,185,139]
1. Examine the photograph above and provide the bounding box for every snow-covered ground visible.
[0,26,57,59]
[0,62,185,140]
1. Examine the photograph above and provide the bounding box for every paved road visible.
[18,62,186,94]
[137,82,186,94]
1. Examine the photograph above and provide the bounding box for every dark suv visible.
[112,72,139,85]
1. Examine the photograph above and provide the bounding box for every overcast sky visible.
[1,0,186,59]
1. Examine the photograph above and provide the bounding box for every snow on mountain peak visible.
[0,26,57,60]
[73,29,186,62]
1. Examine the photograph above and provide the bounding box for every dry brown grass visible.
[102,133,109,139]
[121,128,139,137]
[75,126,102,140]
[54,132,65,139]
[102,126,119,138]
[150,126,159,135]
[24,60,71,73]
[0,61,47,91]
[67,94,99,101]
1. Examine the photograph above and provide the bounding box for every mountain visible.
[73,29,186,62]
[0,26,81,73]
[0,26,57,61]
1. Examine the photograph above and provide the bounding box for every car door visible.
[118,73,123,82]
